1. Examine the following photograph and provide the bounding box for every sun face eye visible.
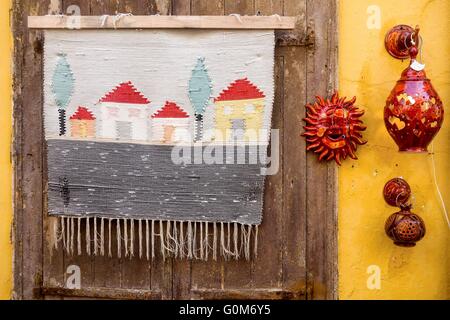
[334,109,343,117]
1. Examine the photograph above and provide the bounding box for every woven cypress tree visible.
[52,54,75,136]
[188,58,212,142]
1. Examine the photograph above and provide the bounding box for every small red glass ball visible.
[408,46,418,59]
[383,178,411,207]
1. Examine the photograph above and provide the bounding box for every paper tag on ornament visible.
[410,60,425,71]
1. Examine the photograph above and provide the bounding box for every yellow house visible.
[214,78,265,142]
[69,106,96,138]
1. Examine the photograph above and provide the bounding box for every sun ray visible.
[315,145,325,153]
[306,142,321,150]
[304,118,319,125]
[347,145,358,159]
[335,152,342,165]
[319,149,329,161]
[327,151,335,161]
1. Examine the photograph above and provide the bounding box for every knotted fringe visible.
[52,217,259,261]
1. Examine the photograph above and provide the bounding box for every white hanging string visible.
[272,14,282,22]
[113,13,133,29]
[100,13,133,28]
[229,13,243,24]
[100,15,109,27]
[430,143,450,229]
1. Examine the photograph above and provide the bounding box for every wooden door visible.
[13,0,337,300]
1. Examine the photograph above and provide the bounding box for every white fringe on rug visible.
[52,217,259,261]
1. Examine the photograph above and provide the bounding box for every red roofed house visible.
[151,101,190,144]
[99,81,150,141]
[69,106,96,138]
[214,78,265,142]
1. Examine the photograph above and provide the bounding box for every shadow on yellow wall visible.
[339,0,449,299]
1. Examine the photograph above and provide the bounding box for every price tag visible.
[411,59,425,71]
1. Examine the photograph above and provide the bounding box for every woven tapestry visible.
[44,29,275,260]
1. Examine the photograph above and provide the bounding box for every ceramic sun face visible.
[302,92,367,165]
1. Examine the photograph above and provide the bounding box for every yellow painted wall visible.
[339,0,449,299]
[0,0,12,300]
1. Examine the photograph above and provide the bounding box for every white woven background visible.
[44,29,275,142]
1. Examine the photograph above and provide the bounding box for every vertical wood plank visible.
[171,0,190,15]
[56,2,96,296]
[64,219,95,291]
[191,0,224,15]
[142,0,174,300]
[305,0,338,300]
[135,1,153,15]
[148,0,172,15]
[92,219,122,289]
[110,1,153,293]
[250,55,284,288]
[116,0,145,13]
[248,0,284,290]
[171,222,191,299]
[114,0,171,15]
[224,0,255,15]
[185,0,226,298]
[280,0,308,298]
[150,223,173,299]
[221,0,256,290]
[43,151,65,298]
[255,0,283,15]
[120,220,150,291]
[87,1,122,292]
[62,0,89,14]
[13,0,52,300]
[47,0,62,14]
[88,0,118,14]
[86,1,148,293]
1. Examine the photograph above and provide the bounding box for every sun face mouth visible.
[327,132,344,141]
[326,126,346,141]
[323,127,347,149]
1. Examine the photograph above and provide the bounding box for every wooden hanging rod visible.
[28,15,296,30]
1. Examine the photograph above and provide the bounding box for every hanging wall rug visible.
[43,29,276,261]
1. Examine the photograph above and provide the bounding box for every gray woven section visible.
[47,139,266,224]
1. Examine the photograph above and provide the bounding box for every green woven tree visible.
[52,54,75,136]
[188,58,212,142]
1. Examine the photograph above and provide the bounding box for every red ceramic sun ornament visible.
[302,92,367,165]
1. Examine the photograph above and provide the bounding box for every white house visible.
[151,101,191,144]
[98,81,150,141]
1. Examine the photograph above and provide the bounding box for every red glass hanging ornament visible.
[384,26,444,152]
[383,177,426,247]
[385,206,426,247]
[383,177,411,207]
[302,92,367,165]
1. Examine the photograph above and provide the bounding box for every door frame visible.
[12,0,338,300]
